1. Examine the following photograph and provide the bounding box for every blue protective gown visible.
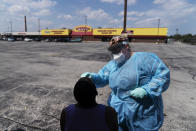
[90,52,170,131]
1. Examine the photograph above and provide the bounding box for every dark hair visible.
[73,77,97,107]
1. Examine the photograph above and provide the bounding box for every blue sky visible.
[0,0,196,35]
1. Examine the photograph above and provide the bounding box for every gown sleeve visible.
[91,61,116,88]
[141,54,170,98]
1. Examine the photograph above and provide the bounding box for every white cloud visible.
[78,7,110,21]
[127,17,138,21]
[147,0,196,20]
[128,11,145,17]
[0,3,6,11]
[134,17,160,27]
[33,9,51,16]
[109,18,121,24]
[40,20,53,29]
[2,0,56,9]
[122,0,196,29]
[30,0,57,9]
[119,11,145,17]
[101,0,136,5]
[153,0,166,4]
[8,5,30,14]
[77,7,122,27]
[0,0,57,32]
[57,14,73,19]
[25,16,53,30]
[2,0,56,16]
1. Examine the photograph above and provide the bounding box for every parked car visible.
[16,37,23,41]
[69,38,82,42]
[34,38,41,41]
[44,39,52,42]
[54,38,70,42]
[2,37,7,41]
[7,37,15,42]
[24,38,33,42]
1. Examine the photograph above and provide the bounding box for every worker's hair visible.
[73,77,97,107]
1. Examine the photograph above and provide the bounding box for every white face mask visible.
[122,41,128,45]
[113,52,125,64]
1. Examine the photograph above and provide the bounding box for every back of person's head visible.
[74,77,98,108]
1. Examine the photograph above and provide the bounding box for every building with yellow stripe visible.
[92,27,168,42]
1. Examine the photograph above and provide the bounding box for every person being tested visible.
[81,35,170,131]
[60,77,118,131]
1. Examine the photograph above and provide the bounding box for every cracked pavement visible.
[0,41,196,131]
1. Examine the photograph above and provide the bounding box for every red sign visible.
[75,27,91,32]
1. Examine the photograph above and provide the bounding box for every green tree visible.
[173,34,182,41]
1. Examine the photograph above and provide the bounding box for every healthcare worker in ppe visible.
[81,35,170,131]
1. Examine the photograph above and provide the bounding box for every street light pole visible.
[10,21,12,32]
[176,28,179,34]
[84,15,87,41]
[85,15,87,33]
[85,15,87,26]
[157,18,160,43]
[123,0,127,33]
[24,16,27,32]
[38,18,40,32]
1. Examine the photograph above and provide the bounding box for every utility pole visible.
[85,15,87,26]
[38,18,40,35]
[8,25,9,32]
[10,21,12,32]
[84,15,87,41]
[122,0,127,33]
[157,18,160,43]
[24,16,27,32]
[84,15,87,33]
[176,28,179,34]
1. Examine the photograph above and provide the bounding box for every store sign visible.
[51,31,64,34]
[45,31,50,33]
[75,27,91,32]
[18,33,26,35]
[97,30,117,34]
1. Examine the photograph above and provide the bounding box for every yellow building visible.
[127,28,167,36]
[93,27,168,42]
[40,26,168,43]
[93,28,123,36]
[41,29,71,36]
[93,28,167,36]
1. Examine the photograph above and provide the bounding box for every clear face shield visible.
[108,39,130,64]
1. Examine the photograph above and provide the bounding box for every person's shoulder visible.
[107,60,116,65]
[135,52,156,56]
[97,104,116,113]
[104,60,118,69]
[105,106,117,114]
[64,104,75,112]
[136,52,160,59]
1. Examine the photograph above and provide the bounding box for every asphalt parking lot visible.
[0,41,196,131]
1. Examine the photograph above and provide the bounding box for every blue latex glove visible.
[130,88,147,99]
[81,72,92,78]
